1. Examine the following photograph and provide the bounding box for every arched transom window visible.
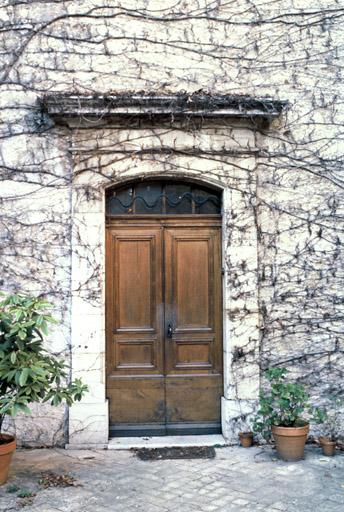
[106,180,221,215]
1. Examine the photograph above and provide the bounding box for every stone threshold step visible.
[108,434,228,450]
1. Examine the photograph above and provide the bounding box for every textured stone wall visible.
[0,0,343,445]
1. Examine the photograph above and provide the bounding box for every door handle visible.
[167,323,173,338]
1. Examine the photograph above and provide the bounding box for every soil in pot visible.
[0,434,16,485]
[239,432,253,448]
[272,424,309,462]
[320,437,336,457]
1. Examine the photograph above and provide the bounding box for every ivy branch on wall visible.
[0,0,343,441]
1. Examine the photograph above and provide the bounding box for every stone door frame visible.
[68,168,260,447]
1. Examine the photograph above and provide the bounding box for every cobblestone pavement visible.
[1,446,344,512]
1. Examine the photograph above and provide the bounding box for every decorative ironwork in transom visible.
[106,181,222,215]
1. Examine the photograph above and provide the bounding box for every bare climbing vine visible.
[0,0,343,444]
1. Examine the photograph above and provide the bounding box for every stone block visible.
[69,400,109,446]
[72,351,105,384]
[72,212,105,247]
[3,403,65,447]
[221,397,258,443]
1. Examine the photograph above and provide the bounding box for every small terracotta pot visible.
[272,424,309,462]
[239,432,254,448]
[0,434,16,485]
[320,437,336,457]
[319,436,328,444]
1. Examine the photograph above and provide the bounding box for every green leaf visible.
[10,352,16,364]
[14,310,23,322]
[19,368,29,386]
[52,395,61,406]
[18,330,26,340]
[40,321,48,335]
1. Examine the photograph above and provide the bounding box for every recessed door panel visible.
[165,376,223,423]
[116,340,155,369]
[174,338,213,369]
[116,237,154,331]
[107,378,165,426]
[175,238,211,330]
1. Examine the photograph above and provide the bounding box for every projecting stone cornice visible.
[41,92,287,123]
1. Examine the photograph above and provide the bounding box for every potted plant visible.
[319,396,342,456]
[253,368,325,461]
[0,293,88,485]
[238,431,254,448]
[319,437,336,457]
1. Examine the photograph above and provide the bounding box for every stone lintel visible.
[42,93,287,122]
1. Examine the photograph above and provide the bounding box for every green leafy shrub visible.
[17,489,35,499]
[321,395,343,441]
[0,293,88,434]
[253,368,326,439]
[6,484,19,493]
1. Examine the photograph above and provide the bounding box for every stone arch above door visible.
[68,126,261,447]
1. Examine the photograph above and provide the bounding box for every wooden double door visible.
[106,217,223,436]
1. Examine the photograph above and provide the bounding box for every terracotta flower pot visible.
[0,434,16,485]
[239,432,254,448]
[319,437,336,457]
[272,424,309,462]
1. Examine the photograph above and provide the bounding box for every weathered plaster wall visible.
[0,0,343,445]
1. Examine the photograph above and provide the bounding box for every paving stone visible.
[269,502,288,511]
[0,446,343,512]
[232,497,250,505]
